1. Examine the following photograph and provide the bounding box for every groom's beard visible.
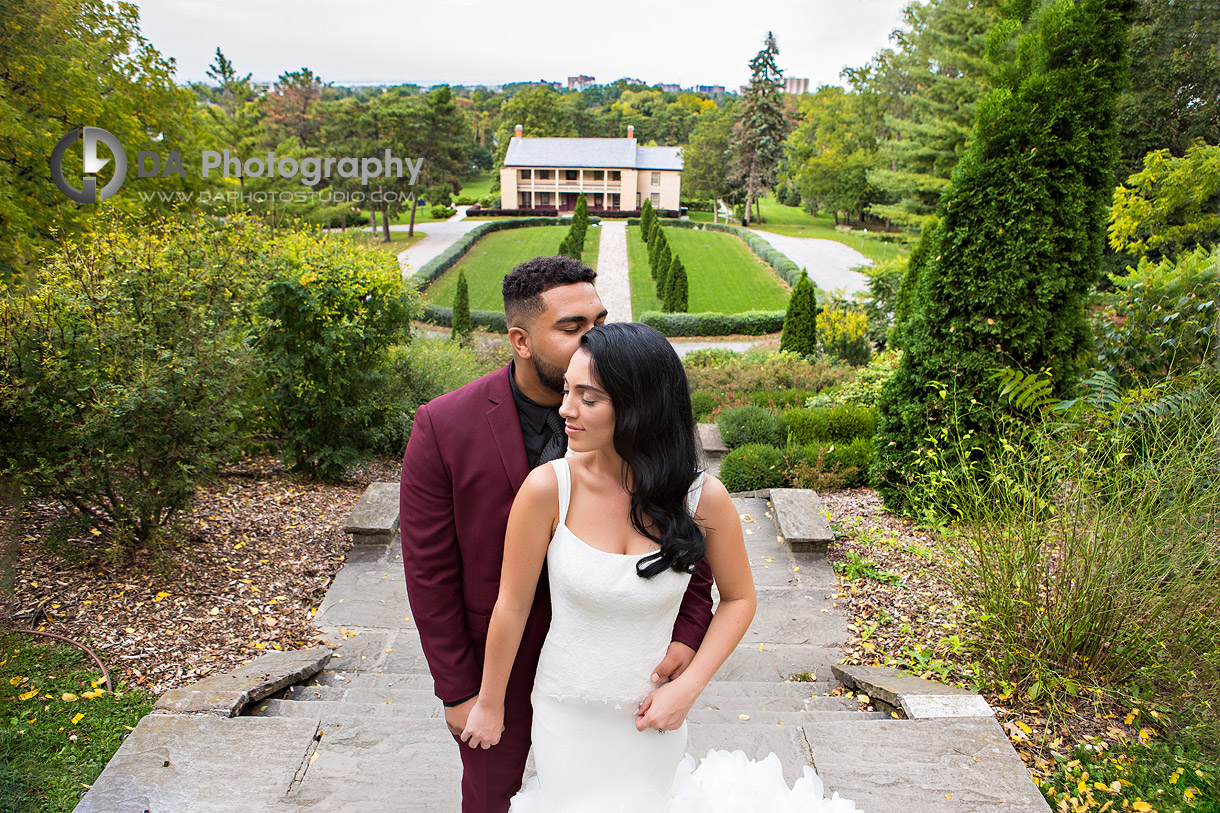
[535,357,566,395]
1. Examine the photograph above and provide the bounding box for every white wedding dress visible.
[509,459,859,813]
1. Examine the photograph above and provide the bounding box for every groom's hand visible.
[650,641,696,684]
[444,695,478,737]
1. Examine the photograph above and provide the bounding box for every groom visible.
[400,255,714,813]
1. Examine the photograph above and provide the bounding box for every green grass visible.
[627,225,791,315]
[1,631,154,813]
[458,172,494,202]
[389,203,453,226]
[746,196,907,264]
[425,225,601,309]
[343,228,428,256]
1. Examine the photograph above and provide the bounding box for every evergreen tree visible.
[656,245,670,299]
[452,270,472,343]
[873,0,1134,513]
[780,271,817,356]
[729,32,789,226]
[639,198,656,241]
[646,221,661,274]
[664,255,688,313]
[653,234,671,287]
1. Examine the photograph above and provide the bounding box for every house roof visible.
[503,137,683,171]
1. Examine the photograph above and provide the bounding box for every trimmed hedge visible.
[639,310,784,337]
[783,404,878,445]
[421,303,509,334]
[475,207,559,217]
[719,443,787,492]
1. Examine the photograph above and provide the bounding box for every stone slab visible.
[770,488,835,552]
[803,717,1051,812]
[314,543,412,631]
[832,664,993,719]
[75,714,319,813]
[282,716,461,811]
[154,647,331,716]
[685,723,813,788]
[696,422,728,454]
[342,482,401,538]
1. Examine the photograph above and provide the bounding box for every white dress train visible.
[509,458,859,812]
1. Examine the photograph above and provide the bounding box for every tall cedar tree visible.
[730,32,789,226]
[653,234,671,289]
[872,0,1135,512]
[780,271,817,356]
[647,221,660,273]
[452,270,472,342]
[640,198,656,242]
[664,255,688,313]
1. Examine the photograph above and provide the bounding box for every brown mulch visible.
[819,487,1139,786]
[4,453,400,696]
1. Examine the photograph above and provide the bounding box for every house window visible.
[593,193,603,208]
[593,170,604,181]
[651,192,660,206]
[636,192,641,208]
[651,172,661,185]
[519,169,531,180]
[610,193,620,209]
[537,169,552,180]
[610,171,621,182]
[538,192,551,206]
[520,191,532,208]
[565,169,579,181]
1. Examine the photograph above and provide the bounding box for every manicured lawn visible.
[344,228,428,256]
[746,196,906,264]
[459,172,494,202]
[390,203,453,226]
[1,631,154,813]
[627,225,791,315]
[426,225,601,309]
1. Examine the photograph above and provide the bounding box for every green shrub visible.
[719,443,786,492]
[451,270,472,342]
[780,271,817,356]
[455,195,477,205]
[379,337,510,448]
[256,229,418,480]
[716,405,787,449]
[683,348,742,368]
[684,348,851,395]
[806,350,902,409]
[784,404,878,445]
[0,216,264,553]
[639,310,784,337]
[747,390,812,411]
[690,390,720,422]
[819,300,871,366]
[786,437,874,490]
[1094,246,1217,387]
[430,204,452,219]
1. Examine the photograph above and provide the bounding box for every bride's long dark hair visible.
[578,322,706,578]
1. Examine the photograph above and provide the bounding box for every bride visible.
[461,322,857,812]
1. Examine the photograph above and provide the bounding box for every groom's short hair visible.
[502,255,597,328]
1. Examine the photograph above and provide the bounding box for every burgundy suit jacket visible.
[400,364,714,711]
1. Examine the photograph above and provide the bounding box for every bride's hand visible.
[634,680,698,733]
[460,698,504,749]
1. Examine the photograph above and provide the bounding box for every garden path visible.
[594,220,632,322]
[747,229,872,296]
[396,205,482,277]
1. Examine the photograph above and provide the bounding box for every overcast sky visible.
[134,0,915,90]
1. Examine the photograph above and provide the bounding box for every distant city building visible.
[659,83,682,93]
[784,77,810,95]
[618,77,647,87]
[567,75,596,91]
[501,124,682,212]
[695,85,726,95]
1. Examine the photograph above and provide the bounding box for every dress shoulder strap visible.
[550,458,572,526]
[686,470,705,516]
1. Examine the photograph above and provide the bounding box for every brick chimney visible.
[627,125,634,138]
[515,124,523,138]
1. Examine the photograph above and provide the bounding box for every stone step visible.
[282,684,439,705]
[309,670,434,690]
[696,694,865,714]
[686,708,893,726]
[697,680,843,700]
[249,698,443,721]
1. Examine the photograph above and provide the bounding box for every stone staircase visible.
[76,478,1049,812]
